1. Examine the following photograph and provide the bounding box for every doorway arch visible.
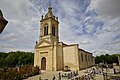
[41,57,46,70]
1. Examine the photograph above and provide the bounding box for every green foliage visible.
[0,51,34,67]
[95,54,120,64]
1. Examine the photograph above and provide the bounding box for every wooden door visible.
[41,57,46,70]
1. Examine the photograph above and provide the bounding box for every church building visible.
[34,6,95,71]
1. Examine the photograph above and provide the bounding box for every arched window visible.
[52,26,55,36]
[85,54,87,62]
[44,26,48,36]
[81,53,83,62]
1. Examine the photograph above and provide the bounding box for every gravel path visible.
[24,67,115,80]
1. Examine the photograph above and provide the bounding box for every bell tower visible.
[39,6,59,44]
[34,6,63,71]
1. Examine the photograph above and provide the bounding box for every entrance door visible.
[41,57,46,70]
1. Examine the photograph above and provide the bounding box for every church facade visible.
[34,7,95,71]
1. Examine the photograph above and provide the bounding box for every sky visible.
[0,0,120,56]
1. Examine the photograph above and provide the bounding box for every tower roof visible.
[40,6,58,21]
[45,6,54,18]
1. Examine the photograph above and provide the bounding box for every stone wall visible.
[63,44,79,70]
[34,46,53,71]
[78,49,94,70]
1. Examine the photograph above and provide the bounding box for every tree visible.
[5,52,19,67]
[95,54,120,64]
[0,51,34,67]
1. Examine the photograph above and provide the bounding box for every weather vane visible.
[49,3,51,7]
[48,0,52,8]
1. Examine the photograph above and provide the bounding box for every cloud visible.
[0,0,120,56]
[92,50,114,56]
[0,0,40,52]
[1,33,19,42]
[0,44,32,52]
[90,0,120,19]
